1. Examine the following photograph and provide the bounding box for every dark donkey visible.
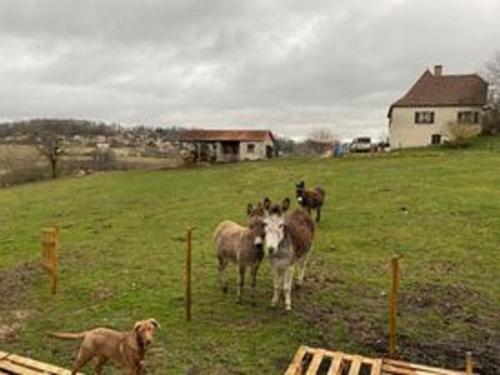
[295,180,326,222]
[263,198,315,310]
[214,203,266,303]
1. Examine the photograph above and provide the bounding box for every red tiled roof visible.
[388,70,488,117]
[177,129,275,142]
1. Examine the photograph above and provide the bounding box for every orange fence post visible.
[465,352,473,375]
[388,256,400,358]
[185,228,193,322]
[42,227,59,295]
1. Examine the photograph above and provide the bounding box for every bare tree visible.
[485,51,500,97]
[305,127,338,155]
[33,131,63,178]
[308,127,337,143]
[483,51,500,134]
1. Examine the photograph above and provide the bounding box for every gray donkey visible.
[263,198,315,310]
[214,203,266,303]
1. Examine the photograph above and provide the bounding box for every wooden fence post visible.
[185,228,193,322]
[465,352,473,375]
[42,227,59,295]
[388,256,400,358]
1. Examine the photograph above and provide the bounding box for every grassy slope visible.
[1,140,500,374]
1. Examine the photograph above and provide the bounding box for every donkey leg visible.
[284,266,295,311]
[297,250,312,286]
[271,267,283,308]
[250,264,259,305]
[218,257,229,293]
[237,265,246,303]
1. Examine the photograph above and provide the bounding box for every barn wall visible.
[239,140,273,161]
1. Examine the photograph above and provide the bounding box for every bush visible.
[445,122,480,148]
[91,148,117,170]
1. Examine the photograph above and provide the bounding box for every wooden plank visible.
[7,354,74,374]
[306,349,325,375]
[383,359,465,375]
[0,360,42,375]
[349,356,362,375]
[327,353,344,375]
[285,346,309,375]
[371,358,383,375]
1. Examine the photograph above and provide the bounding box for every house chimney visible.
[434,65,443,76]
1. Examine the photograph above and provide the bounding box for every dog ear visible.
[134,321,142,332]
[149,319,160,328]
[247,203,254,217]
[263,197,271,211]
[282,198,291,212]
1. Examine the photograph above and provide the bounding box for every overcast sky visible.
[1,0,499,138]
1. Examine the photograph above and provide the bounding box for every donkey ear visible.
[247,203,254,216]
[263,197,271,211]
[282,198,291,212]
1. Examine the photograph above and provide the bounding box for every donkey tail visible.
[315,187,326,199]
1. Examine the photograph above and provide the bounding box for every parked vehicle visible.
[350,137,372,153]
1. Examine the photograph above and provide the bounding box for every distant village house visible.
[388,65,488,148]
[177,129,275,163]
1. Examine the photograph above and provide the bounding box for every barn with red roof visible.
[177,129,275,162]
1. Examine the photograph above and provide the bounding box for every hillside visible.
[1,140,499,373]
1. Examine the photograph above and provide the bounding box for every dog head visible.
[134,319,160,349]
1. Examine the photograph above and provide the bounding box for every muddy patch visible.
[294,272,500,374]
[0,261,41,308]
[0,261,40,341]
[398,282,500,374]
[91,286,114,303]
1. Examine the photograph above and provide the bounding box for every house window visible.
[457,111,479,124]
[247,144,255,153]
[431,134,442,145]
[414,111,435,124]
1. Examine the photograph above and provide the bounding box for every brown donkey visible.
[295,180,326,222]
[263,198,315,310]
[214,205,266,303]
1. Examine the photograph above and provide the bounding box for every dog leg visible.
[316,207,321,222]
[71,347,94,375]
[94,356,108,375]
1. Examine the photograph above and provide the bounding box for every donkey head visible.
[295,181,306,203]
[247,215,266,251]
[263,197,290,217]
[263,198,290,256]
[247,202,265,218]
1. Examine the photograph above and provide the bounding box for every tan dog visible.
[49,319,160,375]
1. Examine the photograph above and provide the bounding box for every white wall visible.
[389,106,482,149]
[239,140,273,161]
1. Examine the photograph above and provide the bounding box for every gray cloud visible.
[1,0,499,138]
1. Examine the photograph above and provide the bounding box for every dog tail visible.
[48,331,87,340]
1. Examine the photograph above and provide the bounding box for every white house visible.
[177,129,275,163]
[388,65,488,149]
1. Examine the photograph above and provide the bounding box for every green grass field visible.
[1,139,500,374]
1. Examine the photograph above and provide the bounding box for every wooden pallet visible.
[0,351,82,375]
[284,346,470,375]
